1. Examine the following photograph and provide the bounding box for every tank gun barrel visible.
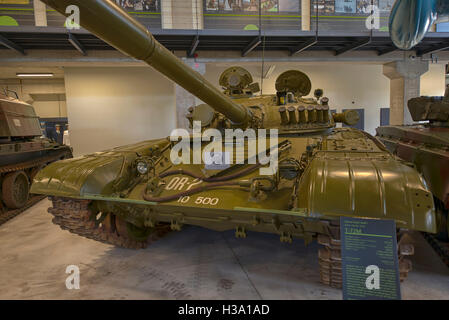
[42,0,252,127]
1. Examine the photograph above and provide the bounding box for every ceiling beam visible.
[377,46,397,56]
[335,38,371,56]
[0,34,25,55]
[242,36,261,57]
[187,34,200,57]
[68,33,87,56]
[289,37,318,56]
[417,42,449,56]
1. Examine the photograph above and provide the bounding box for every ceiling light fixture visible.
[16,73,54,78]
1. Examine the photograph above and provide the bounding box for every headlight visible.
[136,161,148,175]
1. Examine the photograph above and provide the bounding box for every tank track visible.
[422,232,449,268]
[318,228,414,289]
[48,197,170,249]
[0,195,46,227]
[318,233,342,288]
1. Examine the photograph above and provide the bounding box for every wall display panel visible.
[206,0,282,13]
[204,0,402,31]
[313,0,335,14]
[278,0,300,12]
[377,0,393,30]
[116,0,161,28]
[378,0,394,13]
[204,0,302,30]
[48,0,161,28]
[311,0,392,32]
[335,0,356,14]
[0,0,34,26]
[356,0,376,14]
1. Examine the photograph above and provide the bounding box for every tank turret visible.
[408,92,449,126]
[0,93,43,141]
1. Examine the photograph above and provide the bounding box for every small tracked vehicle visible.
[0,92,72,223]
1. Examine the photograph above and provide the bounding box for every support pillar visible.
[34,0,47,27]
[192,0,204,30]
[161,0,173,29]
[383,59,429,125]
[301,0,311,31]
[162,0,203,30]
[176,59,206,129]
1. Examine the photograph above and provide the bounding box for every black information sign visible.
[341,217,401,300]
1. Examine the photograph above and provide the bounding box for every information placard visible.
[341,217,401,300]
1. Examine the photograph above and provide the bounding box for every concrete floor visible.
[0,199,448,300]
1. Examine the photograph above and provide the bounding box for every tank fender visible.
[30,139,169,198]
[31,155,127,197]
[297,152,437,233]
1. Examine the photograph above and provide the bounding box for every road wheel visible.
[2,171,29,209]
[115,216,154,242]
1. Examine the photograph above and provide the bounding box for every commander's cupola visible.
[219,67,260,99]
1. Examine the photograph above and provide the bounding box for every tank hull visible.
[0,142,71,167]
[376,125,449,210]
[32,128,436,236]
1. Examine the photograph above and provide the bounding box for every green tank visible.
[32,0,437,288]
[377,91,449,242]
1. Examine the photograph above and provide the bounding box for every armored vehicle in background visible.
[32,0,437,288]
[377,92,449,243]
[0,92,72,223]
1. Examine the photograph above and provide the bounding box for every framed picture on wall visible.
[335,0,356,13]
[243,0,258,12]
[261,0,279,13]
[313,0,335,14]
[115,0,160,12]
[206,0,219,10]
[378,0,395,12]
[218,0,235,11]
[278,0,300,13]
[356,0,378,14]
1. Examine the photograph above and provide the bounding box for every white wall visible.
[421,63,446,97]
[204,62,446,135]
[64,67,176,156]
[62,62,445,157]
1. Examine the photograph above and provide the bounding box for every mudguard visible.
[31,139,169,197]
[297,151,437,233]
